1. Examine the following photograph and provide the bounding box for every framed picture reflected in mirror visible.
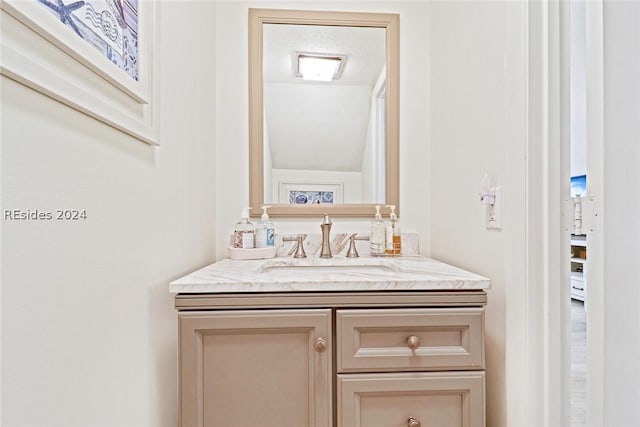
[278,182,344,205]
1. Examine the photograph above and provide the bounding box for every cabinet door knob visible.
[407,335,421,350]
[408,416,422,427]
[314,337,327,352]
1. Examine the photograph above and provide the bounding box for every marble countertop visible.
[170,255,491,293]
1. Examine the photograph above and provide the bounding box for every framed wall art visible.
[0,0,160,145]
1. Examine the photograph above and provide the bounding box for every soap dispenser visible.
[370,205,386,256]
[255,205,275,248]
[233,207,255,249]
[385,205,401,255]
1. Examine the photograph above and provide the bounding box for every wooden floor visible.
[571,299,587,426]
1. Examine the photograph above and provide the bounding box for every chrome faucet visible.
[320,214,332,258]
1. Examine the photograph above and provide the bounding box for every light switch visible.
[486,187,502,230]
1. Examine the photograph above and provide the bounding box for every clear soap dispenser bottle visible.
[385,205,401,255]
[370,205,386,256]
[255,205,275,248]
[233,207,255,249]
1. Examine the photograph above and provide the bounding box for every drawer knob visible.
[408,417,421,427]
[314,337,327,352]
[407,335,421,350]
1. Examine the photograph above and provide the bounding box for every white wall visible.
[603,1,640,424]
[361,86,376,203]
[264,83,372,171]
[264,113,273,202]
[0,2,217,425]
[429,2,509,426]
[361,67,386,204]
[570,0,588,177]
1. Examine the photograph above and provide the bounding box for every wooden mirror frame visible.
[249,8,400,218]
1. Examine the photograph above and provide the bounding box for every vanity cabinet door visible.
[337,372,485,427]
[179,309,332,427]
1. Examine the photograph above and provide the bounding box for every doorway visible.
[569,1,588,424]
[512,1,639,424]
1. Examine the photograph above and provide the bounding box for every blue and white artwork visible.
[37,0,138,81]
[571,175,587,197]
[289,191,334,205]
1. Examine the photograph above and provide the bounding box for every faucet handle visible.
[346,233,370,258]
[283,234,307,258]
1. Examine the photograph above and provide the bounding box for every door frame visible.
[505,1,605,425]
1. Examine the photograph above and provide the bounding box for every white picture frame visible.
[278,182,344,205]
[0,0,160,145]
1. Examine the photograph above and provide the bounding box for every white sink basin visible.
[259,258,400,274]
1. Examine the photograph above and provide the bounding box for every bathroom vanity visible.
[171,256,490,427]
[171,7,492,425]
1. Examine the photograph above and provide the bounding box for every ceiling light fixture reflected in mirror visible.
[296,53,345,81]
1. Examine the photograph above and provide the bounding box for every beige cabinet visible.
[337,308,484,372]
[178,309,332,427]
[336,308,485,427]
[176,291,486,427]
[338,372,485,427]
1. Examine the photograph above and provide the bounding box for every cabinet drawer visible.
[571,278,585,292]
[337,371,485,427]
[336,308,484,372]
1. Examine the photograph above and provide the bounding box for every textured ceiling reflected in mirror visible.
[263,24,385,189]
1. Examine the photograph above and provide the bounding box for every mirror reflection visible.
[262,24,387,205]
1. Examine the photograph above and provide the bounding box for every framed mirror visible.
[249,8,399,217]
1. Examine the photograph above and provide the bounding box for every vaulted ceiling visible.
[263,24,385,171]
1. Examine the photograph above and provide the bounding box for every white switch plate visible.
[486,187,502,230]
